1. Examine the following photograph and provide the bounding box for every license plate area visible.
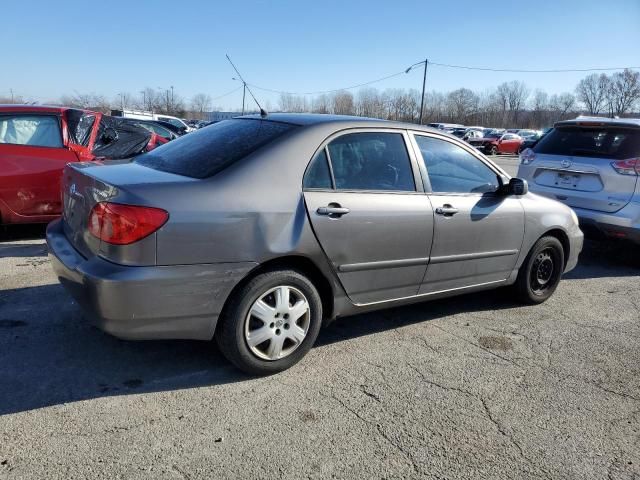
[555,172,580,188]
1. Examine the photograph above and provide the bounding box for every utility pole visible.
[241,82,246,115]
[10,88,14,103]
[419,58,428,125]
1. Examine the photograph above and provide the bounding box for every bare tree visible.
[605,69,640,117]
[191,93,212,119]
[447,88,479,123]
[575,73,609,115]
[59,92,111,113]
[332,91,354,115]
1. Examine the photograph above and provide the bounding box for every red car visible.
[468,131,523,155]
[0,105,166,225]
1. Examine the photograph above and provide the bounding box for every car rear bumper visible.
[46,219,258,340]
[573,200,640,244]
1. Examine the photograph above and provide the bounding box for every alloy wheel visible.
[244,285,311,361]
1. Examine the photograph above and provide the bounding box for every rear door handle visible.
[317,205,350,217]
[435,204,459,216]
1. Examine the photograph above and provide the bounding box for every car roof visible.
[0,104,71,114]
[239,112,446,135]
[555,116,640,128]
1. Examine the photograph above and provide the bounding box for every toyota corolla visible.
[47,114,583,374]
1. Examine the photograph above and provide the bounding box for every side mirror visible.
[509,177,528,195]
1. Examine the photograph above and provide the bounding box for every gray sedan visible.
[47,114,583,374]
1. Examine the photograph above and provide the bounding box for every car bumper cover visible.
[46,219,258,340]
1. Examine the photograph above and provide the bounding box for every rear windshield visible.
[533,126,640,160]
[135,119,297,178]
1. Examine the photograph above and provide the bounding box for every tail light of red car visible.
[610,158,640,176]
[89,202,169,245]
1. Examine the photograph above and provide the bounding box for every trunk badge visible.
[560,159,572,169]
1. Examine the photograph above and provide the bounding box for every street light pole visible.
[419,58,428,125]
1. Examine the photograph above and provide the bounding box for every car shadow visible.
[0,242,48,259]
[0,224,47,242]
[564,239,639,279]
[0,282,520,416]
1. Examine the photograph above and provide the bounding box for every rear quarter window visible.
[534,127,640,160]
[135,119,297,178]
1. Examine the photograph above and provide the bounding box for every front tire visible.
[488,145,498,155]
[515,236,565,304]
[215,269,323,375]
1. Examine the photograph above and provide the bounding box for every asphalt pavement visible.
[0,156,638,479]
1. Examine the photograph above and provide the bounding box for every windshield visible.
[533,126,640,160]
[135,118,298,178]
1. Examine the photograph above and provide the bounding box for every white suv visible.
[517,117,640,244]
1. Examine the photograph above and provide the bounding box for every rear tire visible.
[515,236,564,304]
[215,269,323,375]
[488,145,498,155]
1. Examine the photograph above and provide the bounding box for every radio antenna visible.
[225,54,268,117]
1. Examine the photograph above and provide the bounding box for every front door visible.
[0,113,78,220]
[303,130,434,304]
[411,133,525,294]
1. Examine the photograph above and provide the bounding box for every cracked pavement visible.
[1,161,639,479]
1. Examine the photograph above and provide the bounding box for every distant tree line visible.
[277,69,640,128]
[1,69,638,127]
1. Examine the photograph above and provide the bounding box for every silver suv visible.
[518,117,640,244]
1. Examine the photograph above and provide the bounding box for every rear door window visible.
[326,132,415,191]
[0,115,63,147]
[534,127,640,160]
[135,119,297,178]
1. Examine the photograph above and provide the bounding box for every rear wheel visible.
[488,145,498,155]
[215,269,323,375]
[515,236,564,304]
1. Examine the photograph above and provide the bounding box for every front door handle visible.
[317,204,350,217]
[435,204,459,216]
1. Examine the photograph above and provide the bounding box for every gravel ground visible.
[1,156,638,479]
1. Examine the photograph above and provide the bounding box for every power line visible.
[428,61,640,73]
[243,60,639,96]
[211,85,243,101]
[249,69,411,96]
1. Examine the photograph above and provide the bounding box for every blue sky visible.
[2,0,639,110]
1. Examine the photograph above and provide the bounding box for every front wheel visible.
[488,145,498,155]
[514,236,565,304]
[215,269,323,375]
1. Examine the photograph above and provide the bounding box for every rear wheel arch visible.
[216,255,335,337]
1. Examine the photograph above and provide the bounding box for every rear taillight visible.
[88,202,168,245]
[520,148,536,165]
[610,158,640,176]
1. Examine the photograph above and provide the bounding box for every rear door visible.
[0,113,78,219]
[410,133,525,293]
[303,129,434,304]
[529,125,640,212]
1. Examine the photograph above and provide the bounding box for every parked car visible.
[518,116,640,244]
[428,122,464,130]
[450,127,469,138]
[47,114,582,374]
[518,131,546,153]
[468,132,523,155]
[0,105,166,225]
[111,109,194,133]
[463,128,485,142]
[122,119,180,142]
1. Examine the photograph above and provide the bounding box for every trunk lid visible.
[62,163,117,258]
[62,161,196,260]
